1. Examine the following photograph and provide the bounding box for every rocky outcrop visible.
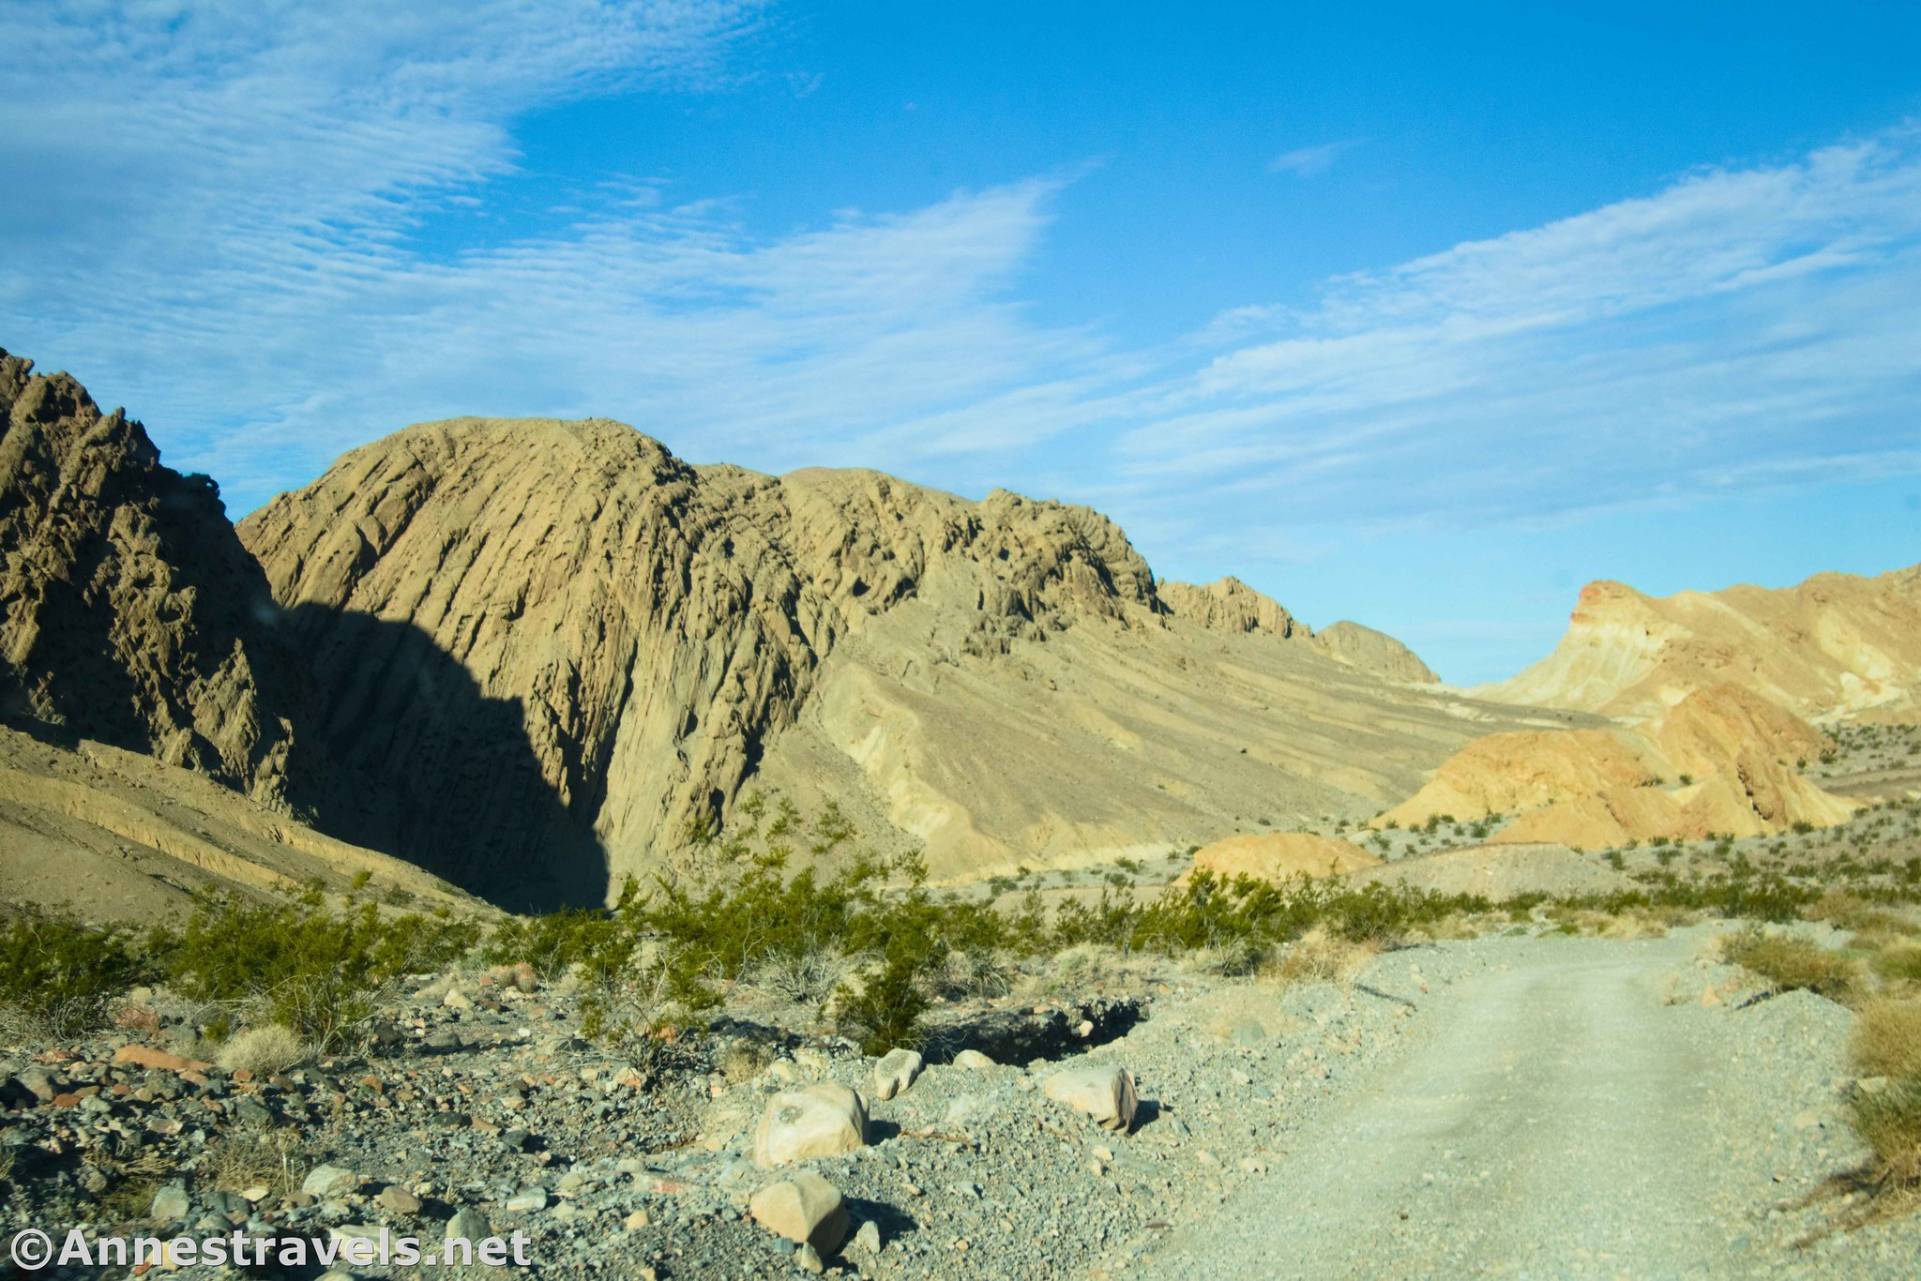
[1481,568,1921,721]
[1378,684,1859,849]
[1159,577,1303,639]
[1311,620,1438,685]
[239,417,1510,899]
[1158,580,1438,684]
[0,350,307,804]
[1185,832,1381,883]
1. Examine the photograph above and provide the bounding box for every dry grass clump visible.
[1722,928,1859,1000]
[1871,942,1921,986]
[1853,999,1921,1080]
[1260,926,1379,987]
[1851,1080,1921,1188]
[203,1123,307,1199]
[1809,890,1913,937]
[1547,906,1673,939]
[214,1024,307,1076]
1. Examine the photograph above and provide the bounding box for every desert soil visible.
[1142,932,1914,1280]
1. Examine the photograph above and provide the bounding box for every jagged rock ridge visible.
[0,350,305,803]
[238,417,1484,900]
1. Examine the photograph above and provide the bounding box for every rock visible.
[149,1182,191,1222]
[797,1244,825,1274]
[852,1219,882,1254]
[504,1187,548,1213]
[871,1048,923,1101]
[301,1164,357,1199]
[8,1068,56,1104]
[0,352,305,801]
[445,1207,488,1241]
[113,1045,213,1074]
[749,1172,849,1256]
[623,1209,650,1231]
[952,1049,996,1070]
[1043,1063,1139,1132]
[752,1083,868,1167]
[376,1185,423,1215]
[443,988,473,1011]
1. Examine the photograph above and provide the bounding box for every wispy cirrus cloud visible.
[1266,139,1364,177]
[0,0,1916,600]
[1090,128,1921,559]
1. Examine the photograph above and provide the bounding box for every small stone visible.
[1043,1063,1139,1132]
[797,1243,825,1273]
[113,1045,213,1074]
[445,1207,488,1241]
[750,1171,849,1256]
[852,1219,882,1254]
[443,988,473,1011]
[952,1049,996,1070]
[623,1209,650,1231]
[301,1164,357,1198]
[376,1185,423,1215]
[871,1048,924,1102]
[150,1182,191,1222]
[504,1187,548,1213]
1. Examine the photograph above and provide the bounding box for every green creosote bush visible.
[150,889,477,1053]
[0,909,152,1039]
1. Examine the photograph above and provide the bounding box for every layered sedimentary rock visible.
[1482,568,1921,722]
[1379,684,1859,849]
[238,417,1511,898]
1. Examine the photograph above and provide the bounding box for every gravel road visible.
[1138,932,1912,1280]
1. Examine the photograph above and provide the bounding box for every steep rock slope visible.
[1157,578,1438,684]
[1311,620,1439,685]
[1481,568,1921,722]
[240,418,1535,897]
[1379,684,1859,849]
[0,350,306,803]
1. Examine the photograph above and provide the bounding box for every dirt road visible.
[1139,933,1890,1279]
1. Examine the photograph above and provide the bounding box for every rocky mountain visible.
[1155,579,1438,685]
[1379,683,1859,849]
[1481,567,1921,722]
[236,415,1514,901]
[0,350,307,804]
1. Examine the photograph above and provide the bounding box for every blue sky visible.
[2,1,1918,683]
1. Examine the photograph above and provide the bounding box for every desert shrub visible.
[214,1024,307,1075]
[152,895,476,1053]
[1262,925,1378,986]
[1722,928,1859,1000]
[834,943,935,1054]
[0,909,151,1039]
[1874,944,1921,985]
[201,1122,308,1199]
[1853,999,1921,1080]
[1851,1079,1921,1186]
[485,907,625,980]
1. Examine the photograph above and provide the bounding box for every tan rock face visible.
[1311,620,1439,685]
[1380,684,1859,849]
[1159,577,1302,638]
[0,351,307,804]
[237,416,1499,901]
[1481,567,1921,721]
[752,1083,868,1167]
[1187,832,1381,883]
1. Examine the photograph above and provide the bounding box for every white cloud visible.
[1,2,1916,582]
[1266,139,1362,177]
